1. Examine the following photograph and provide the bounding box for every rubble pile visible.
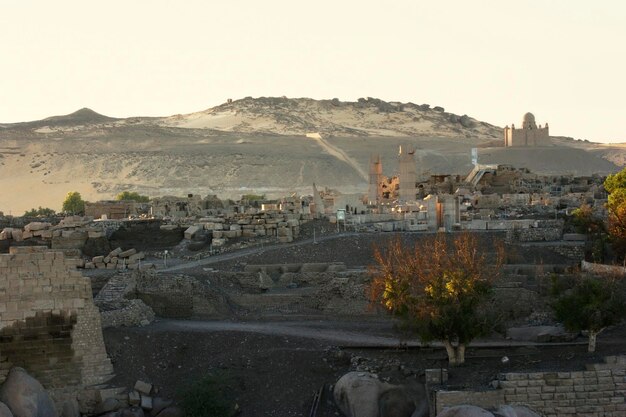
[85,247,149,270]
[184,211,306,247]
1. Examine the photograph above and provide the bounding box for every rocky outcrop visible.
[333,372,428,417]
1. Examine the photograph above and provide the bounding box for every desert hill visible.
[0,97,624,213]
[161,96,502,139]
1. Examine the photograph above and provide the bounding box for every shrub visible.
[178,372,237,417]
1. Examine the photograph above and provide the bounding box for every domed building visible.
[504,112,550,147]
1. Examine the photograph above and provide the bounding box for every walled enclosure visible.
[0,246,113,405]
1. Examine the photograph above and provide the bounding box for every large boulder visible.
[0,403,14,417]
[333,372,427,417]
[437,405,494,417]
[0,367,58,417]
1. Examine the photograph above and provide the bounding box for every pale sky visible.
[1,1,624,142]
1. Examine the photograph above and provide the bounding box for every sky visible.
[1,1,625,143]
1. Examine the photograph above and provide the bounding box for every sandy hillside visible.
[0,99,624,214]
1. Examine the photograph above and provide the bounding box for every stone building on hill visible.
[504,112,550,147]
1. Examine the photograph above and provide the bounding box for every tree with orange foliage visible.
[369,232,503,366]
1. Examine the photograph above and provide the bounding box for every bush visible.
[178,372,237,417]
[116,191,150,202]
[24,206,56,217]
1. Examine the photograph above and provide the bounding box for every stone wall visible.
[128,269,375,319]
[506,227,563,243]
[0,246,113,401]
[582,260,626,277]
[546,243,586,261]
[434,356,626,417]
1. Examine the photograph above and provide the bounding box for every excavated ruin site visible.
[1,99,626,417]
[2,211,626,417]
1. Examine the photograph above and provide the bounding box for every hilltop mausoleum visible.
[504,112,550,147]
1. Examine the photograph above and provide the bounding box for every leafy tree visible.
[369,233,503,365]
[115,191,150,202]
[62,191,85,214]
[604,169,626,259]
[551,273,626,352]
[570,204,607,262]
[24,206,56,217]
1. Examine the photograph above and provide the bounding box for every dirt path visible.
[149,319,590,349]
[307,133,369,181]
[160,231,359,272]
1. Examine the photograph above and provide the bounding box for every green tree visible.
[551,273,626,352]
[570,204,607,262]
[62,191,85,214]
[369,233,503,365]
[115,191,150,202]
[24,206,56,217]
[604,169,626,259]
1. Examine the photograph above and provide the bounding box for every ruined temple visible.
[504,112,550,147]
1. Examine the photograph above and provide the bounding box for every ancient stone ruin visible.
[0,246,113,407]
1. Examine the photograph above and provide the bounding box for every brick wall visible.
[0,246,113,395]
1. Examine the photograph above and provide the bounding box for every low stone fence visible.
[433,355,626,417]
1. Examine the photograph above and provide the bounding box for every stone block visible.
[9,246,48,254]
[184,226,200,240]
[277,227,292,237]
[134,380,152,395]
[140,395,153,410]
[157,224,176,231]
[24,222,51,232]
[93,256,105,264]
[211,238,226,247]
[109,247,123,257]
[425,368,448,384]
[128,252,145,262]
[11,229,23,242]
[0,228,13,240]
[119,248,137,258]
[128,391,140,406]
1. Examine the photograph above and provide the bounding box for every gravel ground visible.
[103,320,626,417]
